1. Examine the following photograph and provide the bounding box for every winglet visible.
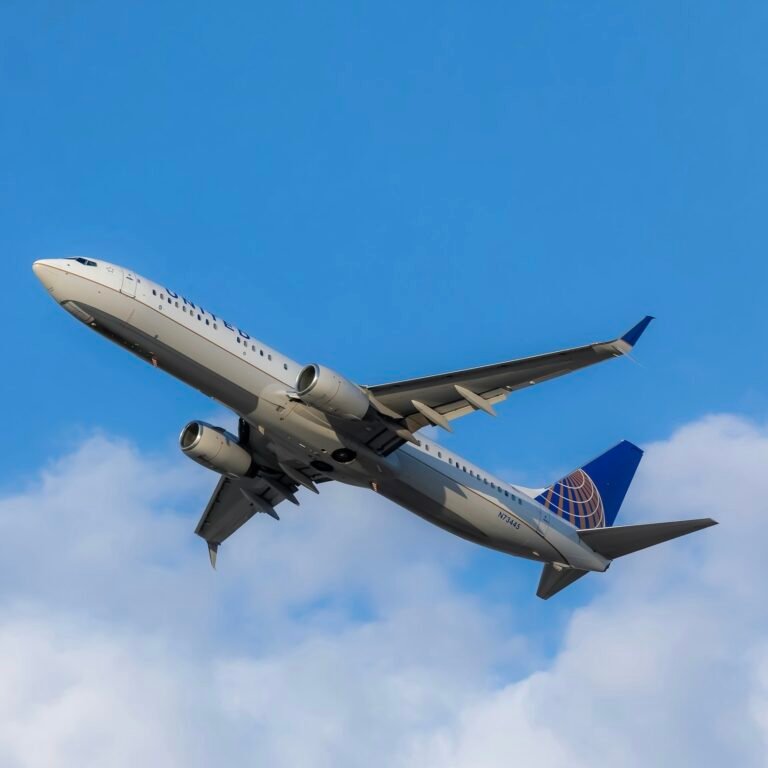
[208,542,219,569]
[621,315,655,347]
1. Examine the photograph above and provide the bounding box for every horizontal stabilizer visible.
[537,563,588,600]
[579,518,717,559]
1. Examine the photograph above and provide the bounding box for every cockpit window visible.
[74,257,98,267]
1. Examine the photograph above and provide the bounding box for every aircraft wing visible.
[194,472,303,567]
[367,317,654,433]
[194,418,338,566]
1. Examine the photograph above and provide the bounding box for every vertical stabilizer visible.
[535,441,643,529]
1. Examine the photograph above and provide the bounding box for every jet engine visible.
[179,421,254,477]
[295,363,371,420]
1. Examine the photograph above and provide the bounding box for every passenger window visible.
[260,350,264,356]
[268,354,272,361]
[438,452,442,458]
[197,314,201,321]
[152,289,156,296]
[167,298,171,304]
[205,319,209,325]
[175,301,179,308]
[237,337,241,344]
[213,323,218,329]
[283,363,288,370]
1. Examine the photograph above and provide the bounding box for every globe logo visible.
[536,469,605,529]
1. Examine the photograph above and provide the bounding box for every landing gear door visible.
[121,270,137,298]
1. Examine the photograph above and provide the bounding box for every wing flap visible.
[194,474,301,554]
[195,477,265,545]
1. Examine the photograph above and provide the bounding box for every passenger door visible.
[121,269,137,297]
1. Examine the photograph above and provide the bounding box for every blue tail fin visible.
[535,441,643,529]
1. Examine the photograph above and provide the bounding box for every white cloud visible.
[400,415,768,768]
[0,616,203,768]
[0,414,766,766]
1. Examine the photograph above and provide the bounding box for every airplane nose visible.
[32,259,64,295]
[33,259,52,285]
[33,259,50,280]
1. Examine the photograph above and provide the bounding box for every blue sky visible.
[2,4,768,765]
[6,0,768,478]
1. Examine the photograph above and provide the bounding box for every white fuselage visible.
[33,258,609,572]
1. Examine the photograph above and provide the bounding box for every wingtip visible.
[621,315,655,347]
[208,542,219,569]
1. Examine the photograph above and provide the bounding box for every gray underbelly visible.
[81,302,263,414]
[378,477,557,560]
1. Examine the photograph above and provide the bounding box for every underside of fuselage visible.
[81,301,262,414]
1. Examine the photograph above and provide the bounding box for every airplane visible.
[32,257,717,599]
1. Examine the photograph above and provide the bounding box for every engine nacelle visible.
[179,421,254,477]
[295,363,370,421]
